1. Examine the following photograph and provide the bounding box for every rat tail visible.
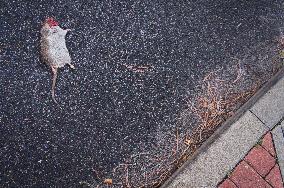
[51,68,58,104]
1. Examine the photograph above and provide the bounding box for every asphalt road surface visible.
[0,0,283,187]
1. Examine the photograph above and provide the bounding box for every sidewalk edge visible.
[161,67,284,188]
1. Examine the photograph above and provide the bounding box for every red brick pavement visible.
[218,131,284,188]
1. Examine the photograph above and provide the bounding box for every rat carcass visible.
[40,17,74,103]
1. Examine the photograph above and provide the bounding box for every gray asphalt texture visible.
[0,0,283,187]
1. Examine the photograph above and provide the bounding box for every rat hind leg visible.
[68,63,75,69]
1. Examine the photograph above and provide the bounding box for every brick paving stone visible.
[218,179,238,188]
[230,161,272,188]
[265,164,284,188]
[244,145,276,177]
[262,132,276,157]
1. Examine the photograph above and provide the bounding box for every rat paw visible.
[69,64,75,69]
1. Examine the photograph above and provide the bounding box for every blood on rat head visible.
[45,17,59,27]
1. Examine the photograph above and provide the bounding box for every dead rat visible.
[40,17,74,103]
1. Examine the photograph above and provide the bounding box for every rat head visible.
[41,17,70,37]
[44,17,59,28]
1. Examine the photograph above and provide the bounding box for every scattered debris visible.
[104,179,113,185]
[83,40,283,188]
[184,137,193,146]
[232,57,244,84]
[122,64,154,73]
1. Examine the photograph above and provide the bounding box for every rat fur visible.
[40,18,74,103]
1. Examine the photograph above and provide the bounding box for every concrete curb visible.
[162,67,284,188]
[272,119,284,181]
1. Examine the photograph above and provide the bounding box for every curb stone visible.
[251,71,284,129]
[272,119,284,181]
[162,68,284,188]
[164,111,266,188]
[218,131,284,188]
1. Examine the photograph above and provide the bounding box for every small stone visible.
[104,178,113,185]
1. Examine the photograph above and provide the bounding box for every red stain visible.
[45,17,59,27]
